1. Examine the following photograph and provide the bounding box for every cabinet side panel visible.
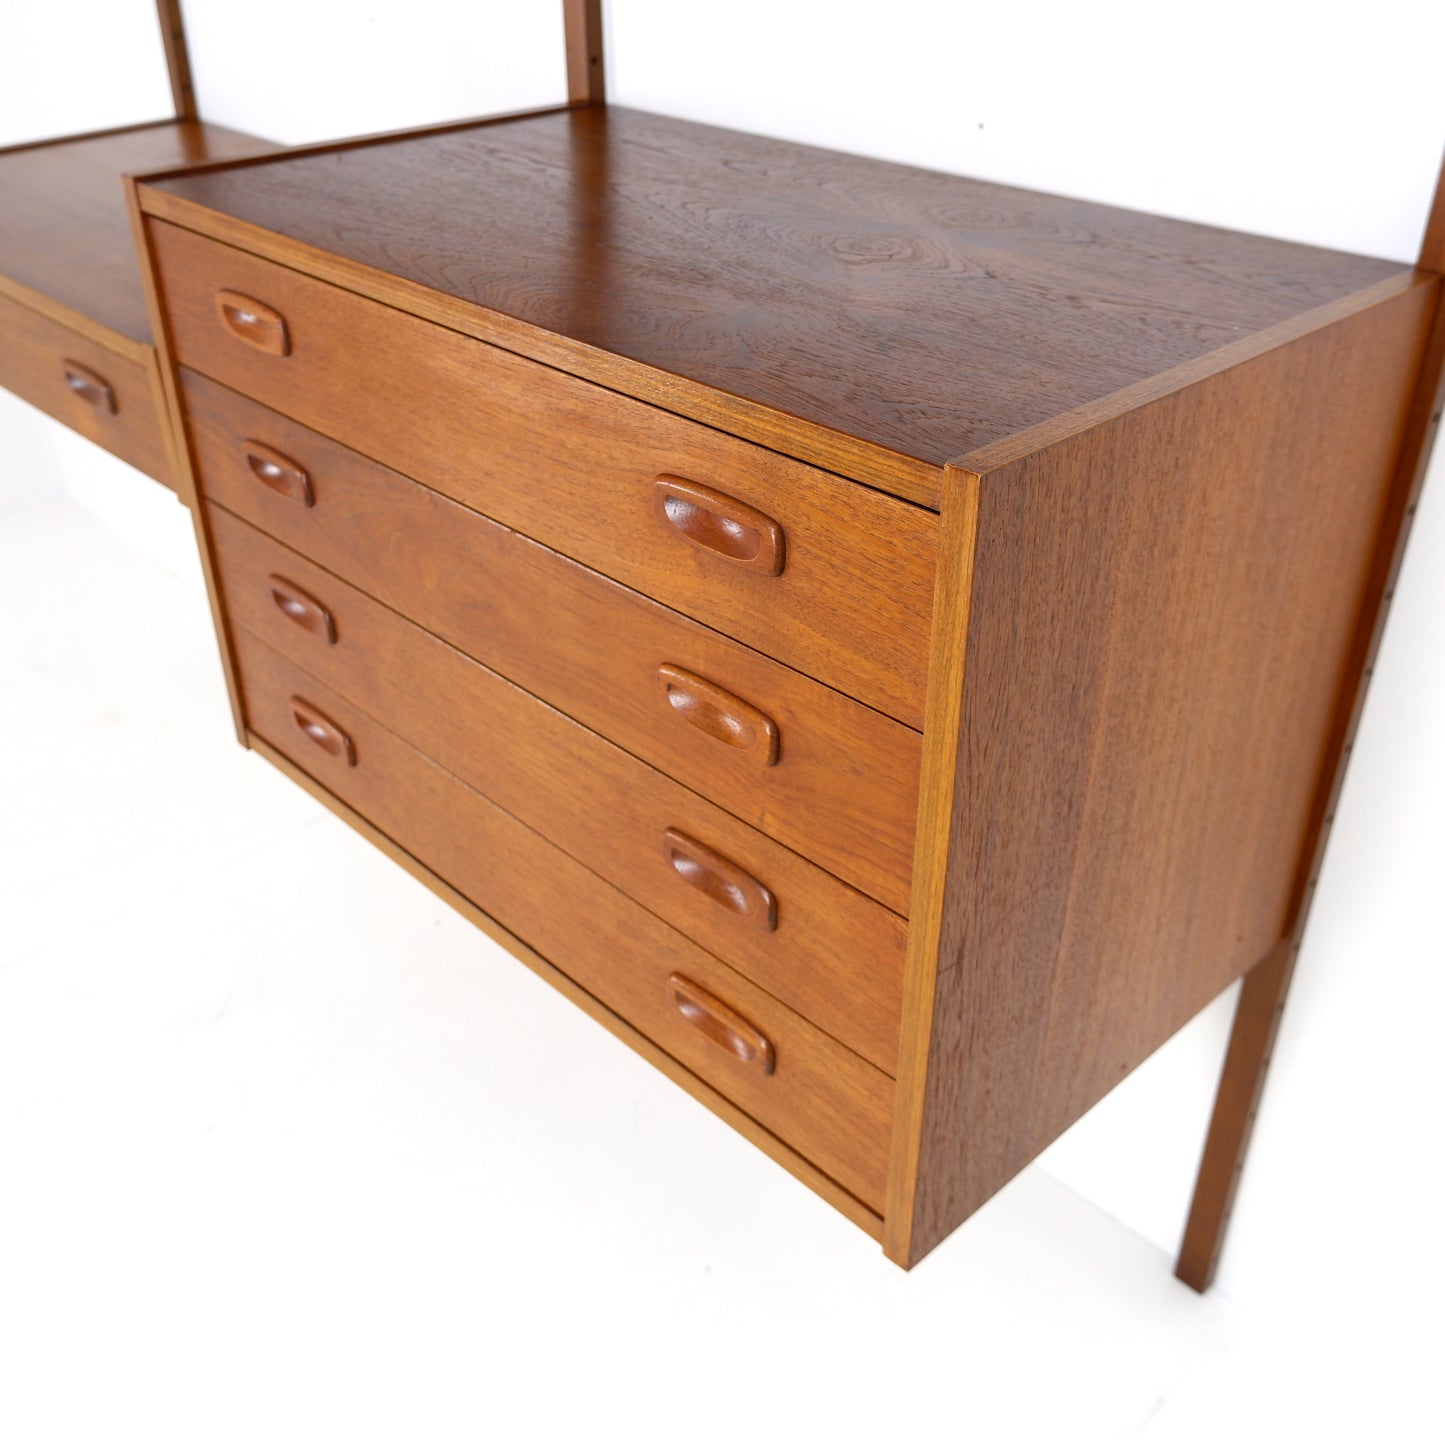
[896,280,1438,1266]
[129,182,249,743]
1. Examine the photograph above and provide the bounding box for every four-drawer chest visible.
[126,101,1445,1274]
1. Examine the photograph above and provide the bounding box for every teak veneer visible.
[117,3,1443,1281]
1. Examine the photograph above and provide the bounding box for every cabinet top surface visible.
[0,120,267,343]
[148,105,1407,468]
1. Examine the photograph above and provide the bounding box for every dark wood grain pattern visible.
[0,288,171,481]
[211,507,907,1074]
[886,279,1437,1267]
[182,370,922,913]
[240,636,894,1211]
[142,106,1408,479]
[951,273,1426,476]
[148,220,939,724]
[0,121,270,343]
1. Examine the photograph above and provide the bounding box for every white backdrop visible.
[2,0,1442,1310]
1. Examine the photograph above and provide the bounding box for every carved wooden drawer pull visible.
[662,828,777,931]
[62,360,116,414]
[269,575,337,644]
[243,440,313,506]
[216,289,291,356]
[653,474,786,575]
[289,697,355,766]
[667,974,775,1075]
[657,663,780,765]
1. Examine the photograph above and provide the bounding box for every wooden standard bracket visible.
[1175,141,1445,1292]
[564,0,607,105]
[157,3,609,124]
[155,0,198,122]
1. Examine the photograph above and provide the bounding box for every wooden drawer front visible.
[152,220,936,727]
[189,382,919,916]
[238,635,893,1210]
[214,509,907,1074]
[0,290,170,484]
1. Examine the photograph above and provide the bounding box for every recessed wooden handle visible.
[662,828,777,931]
[653,475,785,575]
[667,974,775,1075]
[62,360,116,414]
[243,440,313,506]
[656,664,780,766]
[216,289,291,356]
[269,575,336,644]
[289,697,355,766]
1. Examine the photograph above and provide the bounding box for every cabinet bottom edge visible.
[246,729,887,1247]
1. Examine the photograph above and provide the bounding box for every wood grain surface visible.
[149,220,937,724]
[0,287,171,482]
[211,507,907,1074]
[182,372,921,914]
[886,279,1437,1267]
[240,637,894,1211]
[0,121,269,343]
[141,106,1408,473]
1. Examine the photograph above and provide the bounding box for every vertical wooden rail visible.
[564,0,607,104]
[1420,145,1445,274]
[155,0,198,122]
[1175,143,1445,1293]
[159,1,605,122]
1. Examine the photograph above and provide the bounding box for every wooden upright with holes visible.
[1172,149,1445,1292]
[564,0,606,104]
[119,1,1444,1281]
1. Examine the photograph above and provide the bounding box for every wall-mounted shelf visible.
[131,76,1445,1278]
[0,5,267,486]
[6,0,1440,1289]
[0,120,268,484]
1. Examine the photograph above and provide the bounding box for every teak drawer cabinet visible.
[131,101,1445,1276]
